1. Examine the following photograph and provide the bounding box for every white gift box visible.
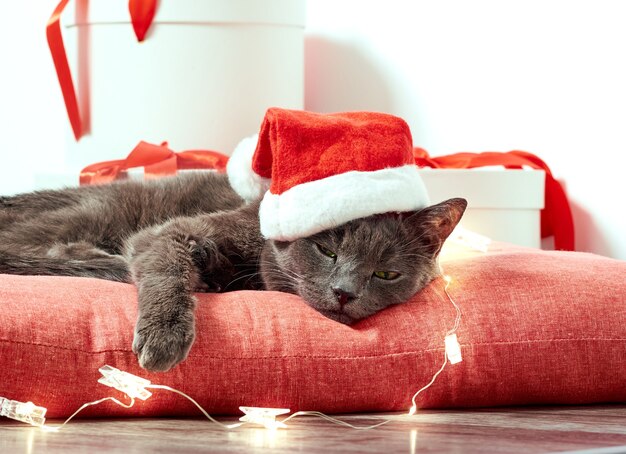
[418,168,546,248]
[60,0,305,172]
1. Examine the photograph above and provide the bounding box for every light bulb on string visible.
[1,231,489,432]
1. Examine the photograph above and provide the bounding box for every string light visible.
[1,231,488,432]
[407,228,490,416]
[0,282,463,431]
[1,268,464,430]
[0,366,388,431]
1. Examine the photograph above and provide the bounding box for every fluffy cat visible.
[0,172,466,371]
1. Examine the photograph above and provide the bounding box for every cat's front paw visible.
[132,311,196,372]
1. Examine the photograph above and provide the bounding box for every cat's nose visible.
[332,287,357,307]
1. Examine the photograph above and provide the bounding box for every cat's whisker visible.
[225,276,255,288]
[256,266,303,289]
[228,251,245,261]
[225,266,299,290]
[255,260,306,281]
[262,267,305,282]
[401,233,430,247]
[265,268,304,281]
[224,272,261,290]
[258,269,300,283]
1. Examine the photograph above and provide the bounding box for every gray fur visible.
[0,172,466,371]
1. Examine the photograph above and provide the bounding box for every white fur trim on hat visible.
[259,164,430,241]
[227,134,270,202]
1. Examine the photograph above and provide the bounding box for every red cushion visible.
[1,243,625,418]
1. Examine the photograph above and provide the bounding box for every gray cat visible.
[0,172,466,371]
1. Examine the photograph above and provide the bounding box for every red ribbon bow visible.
[414,148,575,251]
[80,141,229,186]
[47,0,158,140]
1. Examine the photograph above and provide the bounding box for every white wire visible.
[42,396,136,432]
[36,267,462,432]
[145,385,387,430]
[281,411,389,430]
[407,267,462,414]
[409,351,448,413]
[145,385,243,429]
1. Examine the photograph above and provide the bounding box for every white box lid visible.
[417,168,545,209]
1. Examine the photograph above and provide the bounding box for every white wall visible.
[1,0,624,260]
[0,0,67,195]
[305,0,626,260]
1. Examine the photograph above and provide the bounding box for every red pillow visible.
[1,243,625,418]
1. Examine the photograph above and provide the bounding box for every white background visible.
[0,0,624,259]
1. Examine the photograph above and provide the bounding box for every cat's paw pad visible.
[132,314,195,372]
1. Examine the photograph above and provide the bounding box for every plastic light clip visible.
[445,334,463,364]
[0,396,47,427]
[239,406,290,429]
[98,365,152,400]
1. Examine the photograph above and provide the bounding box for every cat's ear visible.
[403,198,468,257]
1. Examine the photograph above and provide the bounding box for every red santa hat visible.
[227,108,430,241]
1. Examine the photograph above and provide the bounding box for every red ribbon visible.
[414,148,575,251]
[129,0,158,42]
[47,0,159,141]
[47,0,81,140]
[81,142,572,250]
[80,141,229,186]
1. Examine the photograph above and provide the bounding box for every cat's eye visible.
[373,271,401,280]
[316,243,337,260]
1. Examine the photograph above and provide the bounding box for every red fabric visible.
[1,244,624,418]
[48,0,159,140]
[414,148,575,251]
[254,108,414,195]
[79,141,229,185]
